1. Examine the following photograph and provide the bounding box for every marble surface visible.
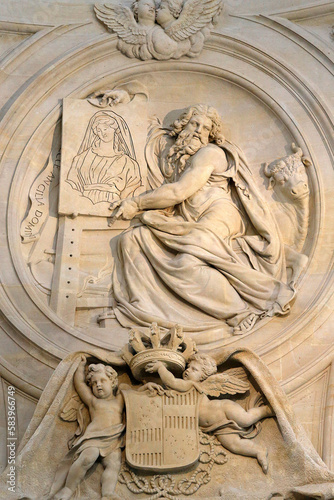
[0,0,333,498]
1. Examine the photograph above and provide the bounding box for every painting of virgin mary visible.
[67,110,142,204]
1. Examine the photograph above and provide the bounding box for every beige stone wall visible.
[0,0,333,476]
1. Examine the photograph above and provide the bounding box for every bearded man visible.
[109,104,295,342]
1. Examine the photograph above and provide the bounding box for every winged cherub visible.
[50,357,124,500]
[50,356,163,500]
[146,354,274,474]
[94,0,223,61]
[155,0,223,57]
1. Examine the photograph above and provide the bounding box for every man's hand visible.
[109,198,139,224]
[145,361,167,373]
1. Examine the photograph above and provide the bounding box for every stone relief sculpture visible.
[66,110,142,204]
[19,93,311,340]
[87,81,149,109]
[94,0,223,61]
[108,104,305,337]
[21,149,61,244]
[49,356,160,500]
[264,143,310,251]
[50,359,125,500]
[2,325,334,499]
[145,354,273,474]
[2,2,334,499]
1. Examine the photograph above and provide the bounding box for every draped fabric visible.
[112,129,295,341]
[211,346,334,492]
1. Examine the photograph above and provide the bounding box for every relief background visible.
[0,0,333,476]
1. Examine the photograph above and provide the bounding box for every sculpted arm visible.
[110,145,226,219]
[137,147,223,209]
[73,356,93,407]
[137,165,212,209]
[146,361,193,392]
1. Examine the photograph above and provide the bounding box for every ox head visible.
[264,143,311,201]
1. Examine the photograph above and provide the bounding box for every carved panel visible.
[122,387,199,471]
[59,98,147,216]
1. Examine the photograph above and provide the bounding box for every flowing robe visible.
[112,142,295,340]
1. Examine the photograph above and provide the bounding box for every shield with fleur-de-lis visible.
[121,387,199,472]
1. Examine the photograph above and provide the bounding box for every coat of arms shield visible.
[122,387,199,472]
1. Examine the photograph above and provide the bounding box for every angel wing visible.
[165,0,223,42]
[223,366,248,383]
[94,3,147,45]
[199,371,250,397]
[60,394,90,450]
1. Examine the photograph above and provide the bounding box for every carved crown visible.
[122,323,197,381]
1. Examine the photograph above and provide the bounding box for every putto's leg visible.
[101,449,122,500]
[217,434,268,474]
[48,464,70,499]
[53,447,100,500]
[225,400,274,428]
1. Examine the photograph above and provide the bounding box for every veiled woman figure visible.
[67,111,142,204]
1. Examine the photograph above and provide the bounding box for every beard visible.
[173,128,206,156]
[166,129,208,178]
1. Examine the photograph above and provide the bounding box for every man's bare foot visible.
[97,310,116,323]
[53,487,73,500]
[257,448,269,474]
[233,313,257,335]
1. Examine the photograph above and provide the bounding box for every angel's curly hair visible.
[86,363,118,390]
[160,0,183,18]
[132,0,140,21]
[170,104,225,146]
[187,354,217,381]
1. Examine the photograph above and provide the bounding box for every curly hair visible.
[160,0,183,18]
[86,363,118,390]
[170,104,225,146]
[132,0,139,21]
[187,354,217,381]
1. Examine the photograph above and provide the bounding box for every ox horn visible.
[291,142,303,157]
[263,162,271,178]
[302,156,312,167]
